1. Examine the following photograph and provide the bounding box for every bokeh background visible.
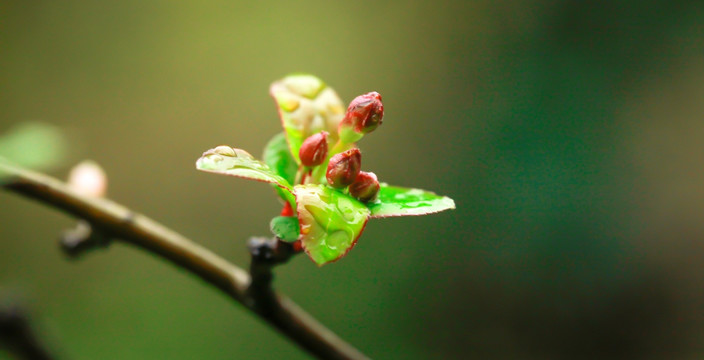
[2,1,704,358]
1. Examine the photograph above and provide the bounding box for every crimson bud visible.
[326,148,361,188]
[349,171,380,202]
[338,92,384,143]
[299,131,329,167]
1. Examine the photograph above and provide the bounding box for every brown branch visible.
[0,161,368,360]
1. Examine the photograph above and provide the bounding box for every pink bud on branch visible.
[67,160,107,198]
[326,148,361,188]
[349,171,380,203]
[299,131,329,167]
[338,92,384,144]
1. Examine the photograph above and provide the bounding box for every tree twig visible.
[0,161,368,360]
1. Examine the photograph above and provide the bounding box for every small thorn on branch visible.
[60,220,110,258]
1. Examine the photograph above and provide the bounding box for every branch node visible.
[247,237,295,265]
[247,237,296,313]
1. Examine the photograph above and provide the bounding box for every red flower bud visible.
[326,148,361,188]
[299,131,329,167]
[338,92,384,143]
[349,171,380,202]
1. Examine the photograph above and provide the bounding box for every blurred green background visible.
[2,1,704,358]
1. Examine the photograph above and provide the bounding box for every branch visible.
[0,161,368,360]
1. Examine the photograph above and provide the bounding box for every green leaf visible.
[196,145,294,205]
[262,132,297,184]
[263,132,299,203]
[270,74,345,164]
[294,184,370,266]
[366,184,456,218]
[269,216,300,242]
[0,122,68,171]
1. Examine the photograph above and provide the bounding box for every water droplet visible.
[284,75,324,99]
[233,149,254,159]
[213,145,236,157]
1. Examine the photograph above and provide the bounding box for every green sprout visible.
[196,74,455,266]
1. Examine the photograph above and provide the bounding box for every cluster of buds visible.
[297,92,383,203]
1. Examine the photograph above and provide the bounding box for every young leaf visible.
[262,132,299,203]
[196,145,295,205]
[270,74,345,164]
[294,184,370,266]
[270,216,300,242]
[366,184,456,218]
[262,132,297,184]
[0,121,68,171]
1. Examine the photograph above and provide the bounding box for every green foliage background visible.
[2,1,704,358]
